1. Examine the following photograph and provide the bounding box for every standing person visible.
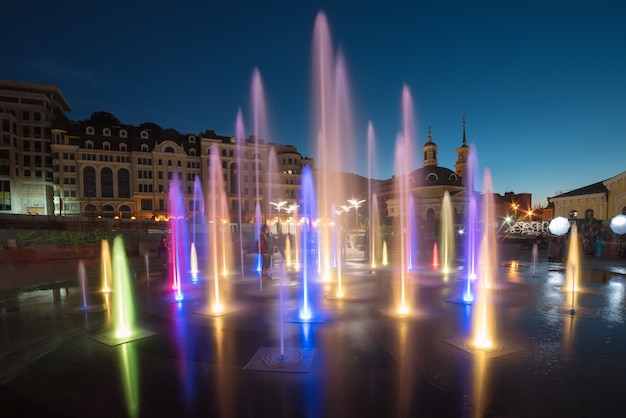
[157,236,168,265]
[260,224,273,278]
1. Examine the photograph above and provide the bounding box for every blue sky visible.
[2,1,625,206]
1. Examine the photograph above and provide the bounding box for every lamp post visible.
[286,203,299,235]
[340,205,351,229]
[348,199,366,232]
[511,203,519,221]
[270,201,287,233]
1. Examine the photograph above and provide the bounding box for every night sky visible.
[2,1,625,206]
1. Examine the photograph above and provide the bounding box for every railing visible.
[0,213,168,232]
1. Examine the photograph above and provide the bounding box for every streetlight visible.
[270,200,287,216]
[286,203,299,234]
[347,199,365,231]
[511,203,519,221]
[270,201,287,232]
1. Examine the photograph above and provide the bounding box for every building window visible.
[83,166,97,197]
[101,167,114,198]
[86,127,94,135]
[0,180,11,210]
[141,130,148,139]
[103,128,111,136]
[141,199,153,211]
[141,144,149,152]
[584,209,594,219]
[426,173,438,184]
[118,168,131,198]
[120,130,127,138]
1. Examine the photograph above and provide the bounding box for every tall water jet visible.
[565,223,581,315]
[78,261,90,311]
[446,169,523,358]
[143,252,150,285]
[463,194,478,303]
[311,11,356,282]
[390,85,418,316]
[440,190,455,274]
[190,175,205,284]
[204,143,233,314]
[112,236,136,339]
[367,123,378,269]
[471,169,498,350]
[251,68,269,277]
[100,239,112,293]
[394,134,410,315]
[91,235,155,346]
[298,166,317,320]
[331,204,344,298]
[531,242,538,277]
[168,177,187,302]
[190,243,199,283]
[234,108,246,279]
[458,142,478,306]
[382,240,389,266]
[370,193,381,269]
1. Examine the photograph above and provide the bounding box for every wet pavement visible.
[1,248,626,417]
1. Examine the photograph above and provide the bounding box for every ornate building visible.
[379,119,473,229]
[50,112,313,221]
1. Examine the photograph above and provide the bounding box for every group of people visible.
[258,225,293,278]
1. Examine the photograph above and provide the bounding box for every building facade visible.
[549,171,626,221]
[0,80,71,215]
[379,123,473,229]
[50,112,313,222]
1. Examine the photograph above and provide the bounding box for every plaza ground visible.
[1,246,626,417]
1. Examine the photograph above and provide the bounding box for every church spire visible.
[462,115,467,146]
[454,116,471,183]
[422,126,438,167]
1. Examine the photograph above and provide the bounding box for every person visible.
[260,224,273,278]
[157,236,168,264]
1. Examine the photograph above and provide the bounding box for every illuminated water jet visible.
[432,242,439,270]
[565,223,581,315]
[446,170,523,357]
[440,191,455,274]
[101,239,112,293]
[91,235,156,346]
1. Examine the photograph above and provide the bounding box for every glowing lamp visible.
[610,214,626,235]
[548,217,571,236]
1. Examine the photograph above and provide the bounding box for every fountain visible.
[440,191,455,274]
[101,239,112,293]
[432,241,439,270]
[71,260,103,313]
[92,235,155,346]
[311,12,357,284]
[446,169,523,357]
[290,165,324,322]
[168,177,187,302]
[196,143,235,316]
[381,86,422,318]
[367,122,378,269]
[564,223,581,315]
[190,174,206,284]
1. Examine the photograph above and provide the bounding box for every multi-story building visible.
[50,111,313,221]
[0,80,71,215]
